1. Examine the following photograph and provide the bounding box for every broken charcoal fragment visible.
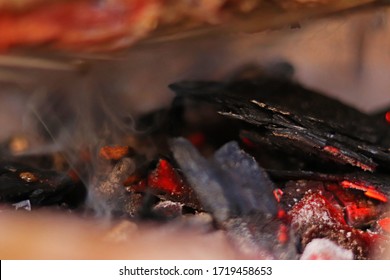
[170,137,296,259]
[170,138,278,221]
[213,141,277,216]
[169,137,231,223]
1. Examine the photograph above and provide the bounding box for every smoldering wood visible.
[169,78,390,172]
[267,169,390,198]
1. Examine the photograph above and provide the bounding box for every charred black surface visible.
[170,138,295,258]
[267,169,390,197]
[169,78,390,172]
[0,161,86,208]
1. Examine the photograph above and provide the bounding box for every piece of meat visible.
[0,0,162,52]
[0,0,383,52]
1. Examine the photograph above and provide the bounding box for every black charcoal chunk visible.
[170,138,278,222]
[169,137,230,223]
[170,137,294,258]
[214,141,277,216]
[0,161,85,207]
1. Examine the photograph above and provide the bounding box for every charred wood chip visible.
[169,79,390,172]
[0,161,86,208]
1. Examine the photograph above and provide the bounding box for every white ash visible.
[290,196,334,232]
[300,238,353,260]
[12,199,31,211]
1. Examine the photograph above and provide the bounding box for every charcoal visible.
[213,141,277,216]
[170,138,278,219]
[169,138,231,223]
[0,161,86,208]
[169,78,390,172]
[267,169,390,199]
[170,138,295,258]
[0,137,69,171]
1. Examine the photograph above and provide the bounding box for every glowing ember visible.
[289,192,347,231]
[273,188,284,203]
[186,132,206,148]
[288,190,383,259]
[241,137,256,148]
[378,218,390,234]
[341,181,388,203]
[385,111,390,124]
[277,224,289,244]
[323,146,375,172]
[99,145,131,161]
[323,145,340,155]
[148,159,183,195]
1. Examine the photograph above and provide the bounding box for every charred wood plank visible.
[169,78,390,172]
